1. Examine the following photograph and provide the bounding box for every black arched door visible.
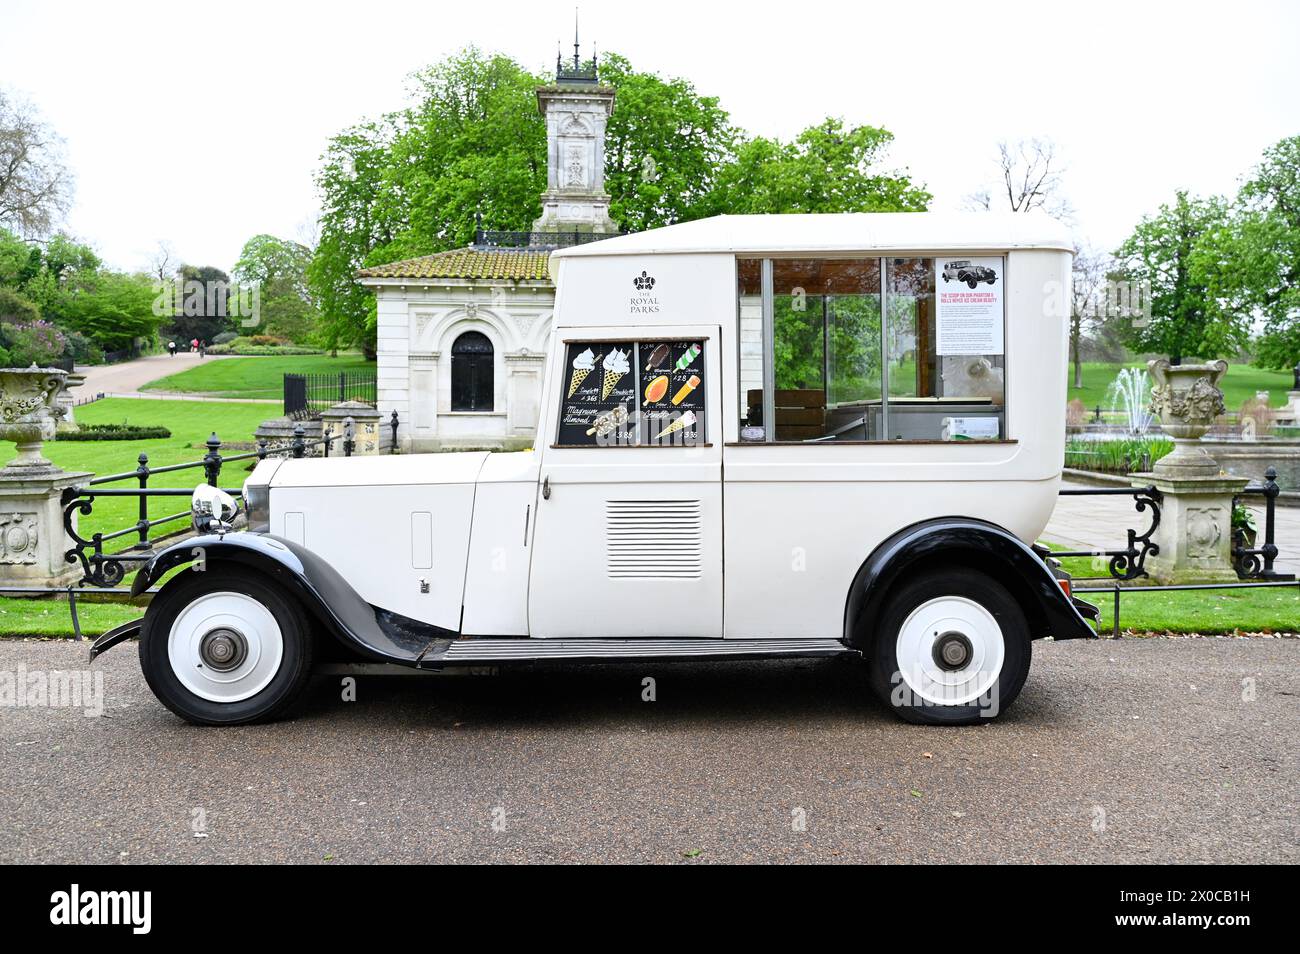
[451,331,494,411]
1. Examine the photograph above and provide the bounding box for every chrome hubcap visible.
[933,631,973,671]
[199,627,247,672]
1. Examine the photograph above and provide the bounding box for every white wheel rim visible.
[895,595,1005,707]
[168,592,284,703]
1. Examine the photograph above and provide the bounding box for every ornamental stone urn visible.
[1148,357,1227,478]
[0,365,68,474]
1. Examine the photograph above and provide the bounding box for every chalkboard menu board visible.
[555,339,706,447]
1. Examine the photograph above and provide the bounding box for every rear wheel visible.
[867,567,1030,725]
[140,568,314,725]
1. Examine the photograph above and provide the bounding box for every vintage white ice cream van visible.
[94,212,1097,726]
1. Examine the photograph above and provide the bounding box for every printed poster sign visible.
[935,257,1004,355]
[556,340,705,447]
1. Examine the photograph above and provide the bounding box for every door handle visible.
[542,475,551,500]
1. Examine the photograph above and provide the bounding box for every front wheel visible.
[867,567,1031,725]
[140,568,315,725]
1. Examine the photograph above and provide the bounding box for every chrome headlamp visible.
[191,485,240,534]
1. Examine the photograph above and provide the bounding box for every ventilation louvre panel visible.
[605,499,703,579]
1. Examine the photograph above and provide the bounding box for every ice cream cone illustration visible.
[655,410,697,440]
[567,347,596,399]
[601,348,630,400]
[671,374,701,406]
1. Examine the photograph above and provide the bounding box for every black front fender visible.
[843,517,1097,649]
[128,533,444,664]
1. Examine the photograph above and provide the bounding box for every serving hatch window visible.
[555,339,706,447]
[738,256,1005,442]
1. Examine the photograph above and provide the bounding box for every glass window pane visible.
[775,259,881,442]
[737,258,764,438]
[884,257,1004,440]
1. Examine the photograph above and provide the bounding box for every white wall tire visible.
[140,568,314,725]
[167,592,285,703]
[869,567,1031,725]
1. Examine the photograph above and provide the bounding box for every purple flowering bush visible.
[1,320,68,367]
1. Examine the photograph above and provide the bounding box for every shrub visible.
[0,286,40,324]
[56,422,172,441]
[1,320,67,366]
[0,345,11,367]
[1065,435,1174,473]
[63,330,105,365]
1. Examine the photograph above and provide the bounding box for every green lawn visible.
[13,398,273,549]
[0,596,140,637]
[142,353,373,400]
[1048,546,1300,634]
[1068,361,1294,413]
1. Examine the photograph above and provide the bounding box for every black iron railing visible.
[63,425,343,588]
[1232,467,1292,581]
[1052,485,1162,581]
[473,228,620,250]
[283,370,376,420]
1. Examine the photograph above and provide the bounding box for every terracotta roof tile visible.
[356,248,552,282]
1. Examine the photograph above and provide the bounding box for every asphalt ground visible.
[0,636,1295,864]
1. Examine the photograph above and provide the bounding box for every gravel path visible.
[0,637,1295,864]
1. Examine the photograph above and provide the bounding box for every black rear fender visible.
[843,517,1096,649]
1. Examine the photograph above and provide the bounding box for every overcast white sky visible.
[2,0,1298,272]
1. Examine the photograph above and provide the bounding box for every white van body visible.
[263,212,1071,639]
[121,212,1091,726]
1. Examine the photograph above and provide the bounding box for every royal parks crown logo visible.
[630,270,659,314]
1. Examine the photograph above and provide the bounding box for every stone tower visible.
[533,29,618,235]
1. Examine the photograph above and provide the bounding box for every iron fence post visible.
[134,452,150,549]
[203,433,222,486]
[292,424,306,459]
[390,410,399,454]
[256,438,268,460]
[1259,466,1283,578]
[344,416,355,457]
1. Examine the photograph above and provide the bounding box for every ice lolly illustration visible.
[567,347,596,398]
[601,348,630,400]
[674,343,701,371]
[644,374,669,403]
[655,410,697,440]
[670,374,701,406]
[586,404,630,437]
[645,343,671,370]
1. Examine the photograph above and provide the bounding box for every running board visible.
[422,637,853,665]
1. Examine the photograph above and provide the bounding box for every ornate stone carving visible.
[1185,506,1222,561]
[1148,358,1229,477]
[0,365,68,473]
[565,145,585,188]
[0,512,39,565]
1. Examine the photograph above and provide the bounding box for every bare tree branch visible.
[0,88,73,237]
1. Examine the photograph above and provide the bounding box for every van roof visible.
[551,211,1074,260]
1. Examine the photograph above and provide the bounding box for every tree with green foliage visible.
[1113,190,1245,364]
[705,118,930,216]
[233,234,319,342]
[56,270,160,349]
[599,54,737,232]
[1212,135,1300,370]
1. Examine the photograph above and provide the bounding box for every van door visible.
[528,325,722,638]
